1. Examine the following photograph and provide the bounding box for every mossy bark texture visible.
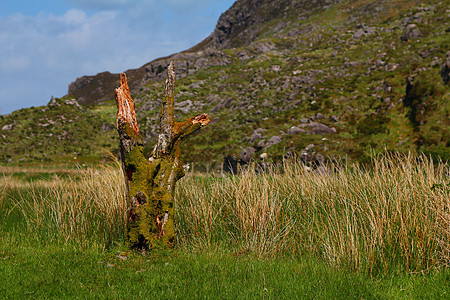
[115,62,210,249]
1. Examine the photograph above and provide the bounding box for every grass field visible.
[1,154,449,298]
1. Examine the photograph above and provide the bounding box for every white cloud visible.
[60,8,87,24]
[0,0,235,114]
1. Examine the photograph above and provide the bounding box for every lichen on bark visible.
[115,62,210,250]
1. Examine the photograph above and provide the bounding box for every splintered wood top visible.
[115,73,139,135]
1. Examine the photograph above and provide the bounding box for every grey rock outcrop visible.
[2,124,13,131]
[264,135,282,149]
[287,126,307,135]
[353,26,376,39]
[301,144,315,163]
[211,98,234,112]
[68,71,120,105]
[143,49,231,84]
[249,128,266,143]
[202,0,341,49]
[65,0,342,106]
[298,122,337,135]
[300,144,326,167]
[401,24,421,41]
[311,123,337,134]
[175,100,197,114]
[240,147,257,163]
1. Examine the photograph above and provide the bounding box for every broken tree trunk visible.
[115,62,210,249]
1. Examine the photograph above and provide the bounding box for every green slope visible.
[0,98,118,165]
[1,0,448,167]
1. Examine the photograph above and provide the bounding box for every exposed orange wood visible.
[115,73,139,136]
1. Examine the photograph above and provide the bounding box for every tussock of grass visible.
[6,153,449,274]
[176,153,449,273]
[7,162,126,248]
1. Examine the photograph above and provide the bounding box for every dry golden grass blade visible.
[4,153,448,273]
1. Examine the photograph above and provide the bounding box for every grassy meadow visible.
[1,153,449,298]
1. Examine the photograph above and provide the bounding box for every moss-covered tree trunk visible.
[115,62,210,249]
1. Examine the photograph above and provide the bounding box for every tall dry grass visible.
[176,153,449,273]
[7,163,127,247]
[4,153,448,273]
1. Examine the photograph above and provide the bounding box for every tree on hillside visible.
[115,62,210,249]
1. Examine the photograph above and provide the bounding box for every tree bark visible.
[115,61,210,249]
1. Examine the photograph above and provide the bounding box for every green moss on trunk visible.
[124,155,181,248]
[116,65,210,251]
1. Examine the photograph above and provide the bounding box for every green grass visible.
[0,97,118,165]
[1,0,449,296]
[0,241,448,299]
[1,153,449,298]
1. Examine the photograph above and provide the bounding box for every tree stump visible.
[115,62,210,249]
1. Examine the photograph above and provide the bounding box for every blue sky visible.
[0,0,235,115]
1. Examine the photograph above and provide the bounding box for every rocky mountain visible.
[67,0,343,104]
[1,0,449,168]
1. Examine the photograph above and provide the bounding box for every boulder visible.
[189,80,206,89]
[315,153,325,165]
[301,144,315,163]
[271,65,281,72]
[300,144,326,167]
[250,132,263,143]
[249,128,266,143]
[353,26,376,39]
[257,140,266,148]
[1,124,13,131]
[240,147,257,164]
[287,126,307,135]
[264,135,282,149]
[298,122,337,134]
[64,98,82,108]
[175,100,194,113]
[210,98,233,112]
[353,28,366,39]
[401,24,421,41]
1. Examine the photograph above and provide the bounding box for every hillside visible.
[1,0,449,168]
[0,98,117,165]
